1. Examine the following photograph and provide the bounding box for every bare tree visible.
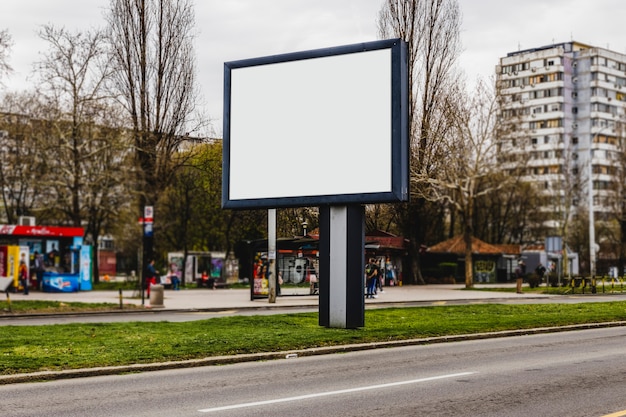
[35,25,113,225]
[378,0,463,284]
[0,29,12,84]
[106,0,202,275]
[106,0,200,208]
[413,80,507,287]
[0,92,47,223]
[34,25,132,281]
[593,119,626,275]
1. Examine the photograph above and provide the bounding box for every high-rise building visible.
[496,41,626,273]
[497,42,626,247]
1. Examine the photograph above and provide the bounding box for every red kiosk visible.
[0,224,91,292]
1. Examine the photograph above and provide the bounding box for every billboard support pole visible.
[319,205,364,328]
[268,209,277,303]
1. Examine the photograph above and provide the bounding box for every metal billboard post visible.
[318,205,365,329]
[268,209,277,304]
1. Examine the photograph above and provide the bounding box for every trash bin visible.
[149,284,165,308]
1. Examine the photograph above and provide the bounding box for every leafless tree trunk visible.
[378,0,462,284]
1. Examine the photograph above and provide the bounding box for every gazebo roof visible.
[428,235,518,256]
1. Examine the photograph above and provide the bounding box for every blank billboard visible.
[223,38,408,209]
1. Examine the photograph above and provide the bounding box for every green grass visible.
[470,284,626,295]
[1,301,625,375]
[0,299,139,314]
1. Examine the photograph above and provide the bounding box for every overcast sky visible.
[1,0,625,136]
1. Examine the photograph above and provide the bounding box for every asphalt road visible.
[1,327,625,417]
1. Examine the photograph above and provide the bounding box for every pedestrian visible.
[47,243,59,268]
[535,262,546,286]
[309,268,318,295]
[365,258,379,299]
[515,260,525,294]
[19,255,29,295]
[33,251,45,291]
[375,261,385,294]
[198,269,210,287]
[385,262,396,286]
[169,264,180,290]
[145,259,157,297]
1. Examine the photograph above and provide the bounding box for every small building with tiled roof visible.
[425,235,520,283]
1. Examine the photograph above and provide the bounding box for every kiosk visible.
[0,224,91,292]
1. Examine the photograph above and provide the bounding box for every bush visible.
[548,273,559,287]
[527,273,541,288]
[422,262,459,284]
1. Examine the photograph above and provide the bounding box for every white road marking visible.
[602,411,626,417]
[198,371,476,413]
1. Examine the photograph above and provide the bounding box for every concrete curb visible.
[2,320,625,385]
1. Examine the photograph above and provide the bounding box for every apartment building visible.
[497,42,626,244]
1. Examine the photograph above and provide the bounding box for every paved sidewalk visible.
[4,284,557,311]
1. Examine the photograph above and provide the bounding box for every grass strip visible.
[0,300,139,314]
[1,301,625,375]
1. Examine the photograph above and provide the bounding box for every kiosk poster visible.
[0,246,6,277]
[79,245,92,290]
[252,253,269,297]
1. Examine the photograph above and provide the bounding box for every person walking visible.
[145,259,157,297]
[515,260,526,294]
[365,258,379,299]
[33,251,45,291]
[535,262,547,286]
[169,264,180,290]
[19,255,29,295]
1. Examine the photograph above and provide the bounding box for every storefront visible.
[0,224,91,292]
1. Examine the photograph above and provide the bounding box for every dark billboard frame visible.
[222,38,408,209]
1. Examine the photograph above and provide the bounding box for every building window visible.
[572,137,578,144]
[546,119,562,128]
